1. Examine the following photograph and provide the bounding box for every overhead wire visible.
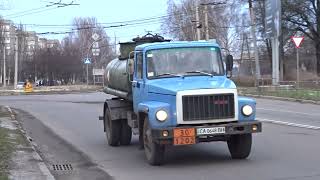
[7,6,61,19]
[4,6,46,17]
[4,0,79,19]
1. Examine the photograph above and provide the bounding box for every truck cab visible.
[102,39,261,166]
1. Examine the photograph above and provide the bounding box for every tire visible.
[120,119,132,145]
[227,133,252,159]
[104,108,121,146]
[143,117,165,165]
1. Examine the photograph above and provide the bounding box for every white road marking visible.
[257,107,320,117]
[257,118,320,130]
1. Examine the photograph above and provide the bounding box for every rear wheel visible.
[143,117,165,165]
[120,119,132,145]
[104,108,121,146]
[227,134,252,159]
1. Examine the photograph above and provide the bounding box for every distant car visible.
[36,79,46,86]
[16,82,25,89]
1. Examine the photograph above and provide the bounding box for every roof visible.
[135,41,220,51]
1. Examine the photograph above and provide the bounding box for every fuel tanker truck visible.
[99,33,262,165]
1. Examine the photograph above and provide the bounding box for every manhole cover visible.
[52,164,73,171]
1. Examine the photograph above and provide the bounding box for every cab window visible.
[135,52,143,79]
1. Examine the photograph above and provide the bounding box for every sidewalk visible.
[0,85,102,96]
[0,106,54,180]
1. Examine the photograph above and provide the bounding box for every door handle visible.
[132,81,137,87]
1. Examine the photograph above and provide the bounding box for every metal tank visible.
[104,58,132,100]
[103,33,170,101]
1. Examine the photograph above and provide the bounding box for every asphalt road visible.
[1,92,320,180]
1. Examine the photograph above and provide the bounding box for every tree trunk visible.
[316,41,320,77]
[265,39,272,73]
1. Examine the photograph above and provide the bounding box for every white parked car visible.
[16,82,25,89]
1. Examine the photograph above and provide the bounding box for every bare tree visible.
[283,0,320,76]
[163,0,245,54]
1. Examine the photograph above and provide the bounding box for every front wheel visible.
[227,134,252,159]
[143,117,165,165]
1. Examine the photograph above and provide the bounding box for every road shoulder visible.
[13,108,112,180]
[0,106,54,180]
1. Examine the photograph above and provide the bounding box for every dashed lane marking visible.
[257,108,320,117]
[257,118,320,130]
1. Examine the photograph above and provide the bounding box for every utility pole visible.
[195,0,201,40]
[14,35,18,88]
[3,46,6,87]
[204,5,209,41]
[114,32,117,55]
[200,2,226,41]
[245,34,254,76]
[248,0,261,85]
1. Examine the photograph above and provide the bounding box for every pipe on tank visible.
[103,87,132,101]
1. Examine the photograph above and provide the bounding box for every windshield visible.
[146,47,224,78]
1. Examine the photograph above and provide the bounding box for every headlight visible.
[156,110,168,122]
[242,105,253,116]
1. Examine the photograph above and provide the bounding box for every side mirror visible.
[226,54,233,78]
[127,51,135,82]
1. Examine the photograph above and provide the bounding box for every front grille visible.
[182,93,235,121]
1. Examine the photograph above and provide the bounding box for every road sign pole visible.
[291,36,304,89]
[86,64,89,86]
[14,36,19,89]
[296,48,299,89]
[3,46,6,88]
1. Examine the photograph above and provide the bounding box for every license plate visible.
[197,127,225,135]
[174,137,195,145]
[173,128,196,146]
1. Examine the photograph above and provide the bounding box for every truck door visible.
[132,51,144,112]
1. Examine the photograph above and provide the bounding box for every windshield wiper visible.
[156,73,183,78]
[184,71,215,77]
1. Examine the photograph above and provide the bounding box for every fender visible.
[238,96,256,121]
[138,101,176,128]
[103,98,132,131]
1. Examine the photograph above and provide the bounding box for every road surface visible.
[0,92,319,180]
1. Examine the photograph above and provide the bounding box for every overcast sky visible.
[1,0,168,43]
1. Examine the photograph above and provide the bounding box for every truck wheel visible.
[227,134,252,159]
[104,108,121,146]
[120,119,132,145]
[143,117,165,166]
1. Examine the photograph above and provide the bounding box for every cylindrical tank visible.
[103,33,170,100]
[104,58,132,100]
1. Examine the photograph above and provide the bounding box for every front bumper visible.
[151,121,262,145]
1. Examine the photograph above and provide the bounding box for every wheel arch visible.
[103,98,133,132]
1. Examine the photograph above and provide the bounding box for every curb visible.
[240,93,320,105]
[5,106,55,180]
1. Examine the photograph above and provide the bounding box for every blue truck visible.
[100,34,262,165]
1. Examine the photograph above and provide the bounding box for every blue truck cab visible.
[101,38,261,166]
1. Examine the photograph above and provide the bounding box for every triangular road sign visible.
[84,58,91,64]
[291,36,304,48]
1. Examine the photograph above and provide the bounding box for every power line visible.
[8,6,61,19]
[17,14,171,28]
[4,7,45,17]
[4,0,79,19]
[36,20,163,35]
